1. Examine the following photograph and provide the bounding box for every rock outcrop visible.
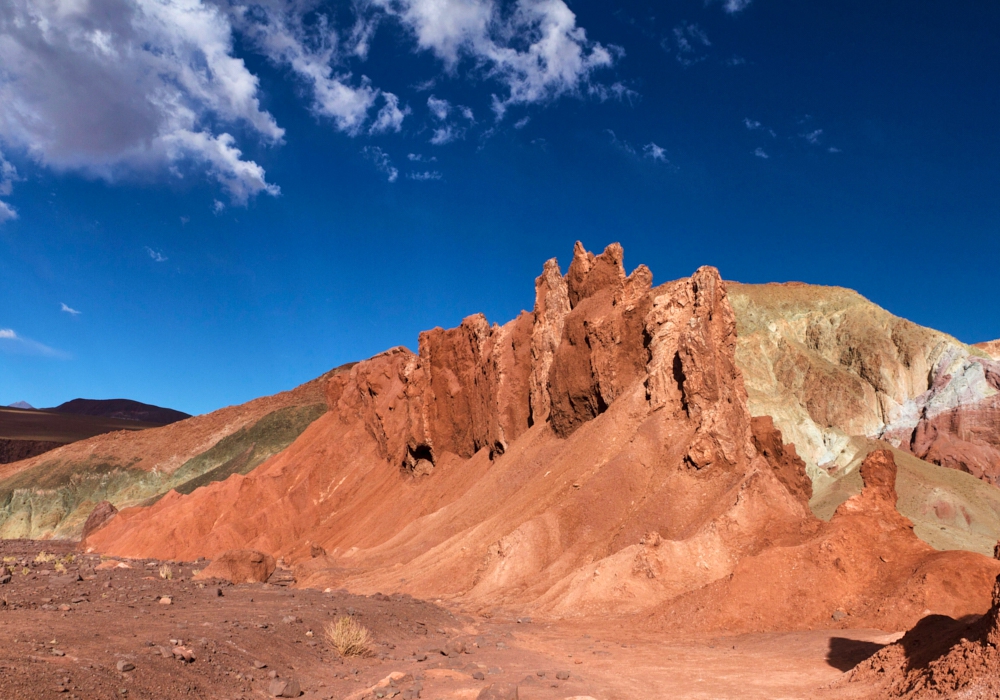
[85,244,1000,632]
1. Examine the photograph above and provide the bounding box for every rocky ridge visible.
[85,244,1000,633]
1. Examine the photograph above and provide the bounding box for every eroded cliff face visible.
[87,244,819,623]
[84,244,1000,632]
[729,283,1000,498]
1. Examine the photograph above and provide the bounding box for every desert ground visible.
[0,539,902,700]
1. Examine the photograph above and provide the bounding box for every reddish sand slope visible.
[88,243,1000,633]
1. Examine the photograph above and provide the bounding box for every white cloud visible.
[0,0,616,211]
[145,246,168,262]
[828,146,842,153]
[663,22,711,67]
[707,0,753,14]
[408,170,442,181]
[407,153,437,162]
[587,81,638,104]
[60,302,81,316]
[605,129,635,156]
[213,199,226,213]
[362,146,398,182]
[514,117,531,129]
[0,328,66,358]
[430,126,463,145]
[804,129,823,145]
[0,150,17,222]
[427,96,452,121]
[374,0,618,113]
[744,118,762,130]
[643,142,668,162]
[754,147,769,159]
[0,0,285,204]
[369,93,410,134]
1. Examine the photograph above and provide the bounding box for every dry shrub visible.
[159,564,173,580]
[325,616,372,657]
[34,552,54,564]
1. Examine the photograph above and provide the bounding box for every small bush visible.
[34,552,55,564]
[325,616,372,657]
[159,564,173,580]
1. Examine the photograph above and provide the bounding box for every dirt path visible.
[0,540,889,699]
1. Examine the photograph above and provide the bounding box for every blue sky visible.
[1,0,998,415]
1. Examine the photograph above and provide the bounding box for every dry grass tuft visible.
[159,564,173,580]
[325,616,372,657]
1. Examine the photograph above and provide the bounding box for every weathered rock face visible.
[750,416,812,505]
[730,283,1000,496]
[86,244,1000,632]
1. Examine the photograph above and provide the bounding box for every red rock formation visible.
[86,244,1000,633]
[750,416,812,504]
[193,549,276,584]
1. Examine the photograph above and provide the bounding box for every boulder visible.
[193,549,275,584]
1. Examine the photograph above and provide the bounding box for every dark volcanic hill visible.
[47,398,191,424]
[0,402,185,466]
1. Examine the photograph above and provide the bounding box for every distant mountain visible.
[7,402,34,410]
[47,399,191,425]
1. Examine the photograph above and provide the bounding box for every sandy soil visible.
[0,540,891,700]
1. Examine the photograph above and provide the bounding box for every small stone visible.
[51,649,66,657]
[832,610,846,622]
[555,671,570,680]
[253,661,267,669]
[116,660,135,672]
[472,671,486,681]
[536,671,545,677]
[475,682,518,700]
[159,596,172,605]
[58,604,71,612]
[268,678,302,697]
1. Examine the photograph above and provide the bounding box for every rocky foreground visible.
[0,539,937,700]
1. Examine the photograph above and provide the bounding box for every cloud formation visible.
[373,0,617,113]
[362,146,398,182]
[643,142,668,162]
[0,150,17,223]
[0,328,66,358]
[707,0,753,14]
[0,0,285,204]
[60,303,81,316]
[0,0,616,206]
[145,247,168,262]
